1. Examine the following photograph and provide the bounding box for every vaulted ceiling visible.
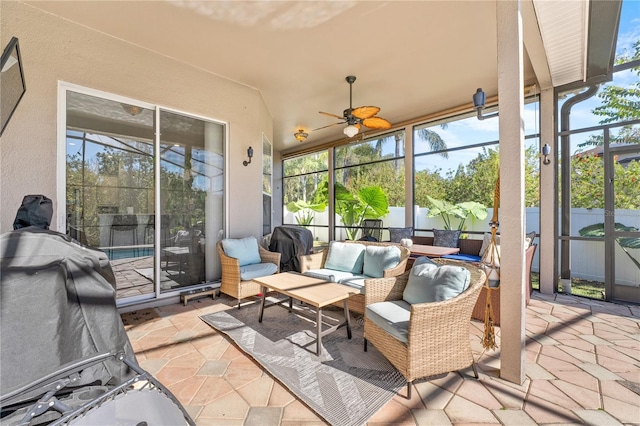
[26,0,620,152]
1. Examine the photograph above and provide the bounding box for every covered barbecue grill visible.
[268,225,314,272]
[0,227,194,425]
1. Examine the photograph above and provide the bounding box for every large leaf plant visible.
[578,222,640,270]
[425,196,488,231]
[315,180,389,240]
[286,200,326,227]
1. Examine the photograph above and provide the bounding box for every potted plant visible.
[425,196,488,233]
[286,199,326,227]
[314,180,389,240]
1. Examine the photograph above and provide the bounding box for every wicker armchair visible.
[217,241,281,308]
[363,259,485,398]
[298,240,410,314]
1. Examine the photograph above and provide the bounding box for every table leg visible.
[316,307,322,356]
[258,286,267,323]
[342,299,352,340]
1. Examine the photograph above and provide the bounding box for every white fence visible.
[283,207,640,285]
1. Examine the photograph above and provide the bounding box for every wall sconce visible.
[294,129,308,142]
[243,146,253,166]
[472,88,499,120]
[541,143,551,165]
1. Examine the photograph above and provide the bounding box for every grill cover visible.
[269,225,313,272]
[0,228,136,404]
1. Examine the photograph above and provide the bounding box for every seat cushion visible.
[366,300,411,343]
[433,229,461,248]
[362,245,401,278]
[403,258,470,304]
[303,269,359,283]
[324,242,365,273]
[239,262,278,280]
[441,253,482,262]
[337,276,369,294]
[222,237,261,267]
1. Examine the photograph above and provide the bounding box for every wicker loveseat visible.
[363,259,485,398]
[298,240,410,314]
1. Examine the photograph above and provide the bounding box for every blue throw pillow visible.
[222,237,262,267]
[324,242,365,273]
[403,258,470,304]
[389,227,413,243]
[362,245,402,278]
[433,229,461,248]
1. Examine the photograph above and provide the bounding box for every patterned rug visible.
[200,300,405,426]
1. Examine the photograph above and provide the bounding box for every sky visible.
[416,0,640,177]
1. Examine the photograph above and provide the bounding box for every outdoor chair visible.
[361,219,383,242]
[363,258,485,398]
[217,237,280,308]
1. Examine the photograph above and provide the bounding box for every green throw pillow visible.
[403,258,470,304]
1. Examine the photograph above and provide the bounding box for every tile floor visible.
[122,292,640,425]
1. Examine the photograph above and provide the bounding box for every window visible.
[413,98,540,238]
[283,151,329,245]
[334,130,405,241]
[263,135,272,236]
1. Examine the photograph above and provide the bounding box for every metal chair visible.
[362,219,383,242]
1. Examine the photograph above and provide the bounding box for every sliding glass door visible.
[64,87,224,305]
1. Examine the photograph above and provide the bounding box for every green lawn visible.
[531,272,605,300]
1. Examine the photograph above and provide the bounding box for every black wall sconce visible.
[472,88,499,121]
[243,146,254,166]
[541,143,551,165]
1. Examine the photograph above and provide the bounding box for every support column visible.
[497,0,526,384]
[539,88,555,294]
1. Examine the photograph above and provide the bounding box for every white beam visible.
[539,88,555,294]
[497,0,526,385]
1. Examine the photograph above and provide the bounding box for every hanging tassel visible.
[479,176,500,350]
[481,287,498,350]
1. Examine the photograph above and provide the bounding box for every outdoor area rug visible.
[200,299,405,426]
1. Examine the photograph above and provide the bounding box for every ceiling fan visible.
[315,75,392,138]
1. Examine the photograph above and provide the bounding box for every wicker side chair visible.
[216,241,281,308]
[363,259,485,398]
[298,240,410,314]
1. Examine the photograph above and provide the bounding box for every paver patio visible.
[122,291,640,425]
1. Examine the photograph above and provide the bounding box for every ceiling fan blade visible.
[362,116,392,130]
[319,111,344,120]
[312,122,343,131]
[352,106,380,119]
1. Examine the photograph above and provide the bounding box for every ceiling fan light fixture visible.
[343,124,359,138]
[294,129,308,142]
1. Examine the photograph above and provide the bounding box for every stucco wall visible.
[0,1,272,240]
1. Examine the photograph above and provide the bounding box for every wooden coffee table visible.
[253,272,357,356]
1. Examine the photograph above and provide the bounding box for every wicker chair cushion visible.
[403,259,470,304]
[362,245,401,278]
[239,262,278,280]
[365,300,411,343]
[433,229,461,248]
[337,277,368,294]
[222,237,261,267]
[389,227,413,243]
[324,242,365,273]
[303,269,362,283]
